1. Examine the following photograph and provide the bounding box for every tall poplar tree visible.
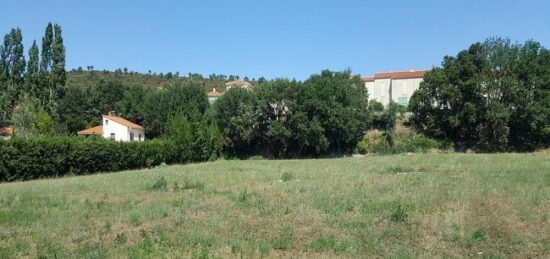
[37,23,65,113]
[0,28,26,120]
[26,40,40,97]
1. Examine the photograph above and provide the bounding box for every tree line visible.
[1,23,548,156]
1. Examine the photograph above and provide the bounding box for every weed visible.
[230,239,241,254]
[386,165,415,174]
[259,239,270,256]
[79,243,109,259]
[281,171,293,182]
[273,226,293,250]
[150,176,168,191]
[390,203,409,223]
[238,189,248,203]
[471,228,487,241]
[129,211,142,226]
[115,232,128,245]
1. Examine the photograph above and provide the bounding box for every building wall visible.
[208,96,219,103]
[365,77,423,106]
[390,78,423,106]
[102,117,145,142]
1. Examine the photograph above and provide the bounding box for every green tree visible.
[0,28,26,120]
[410,38,550,151]
[143,81,209,138]
[214,87,257,157]
[26,40,40,98]
[11,96,52,138]
[57,86,94,133]
[115,84,151,124]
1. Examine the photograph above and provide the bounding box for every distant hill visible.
[66,69,239,92]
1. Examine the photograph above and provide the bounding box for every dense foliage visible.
[215,70,370,158]
[0,135,218,182]
[410,38,550,151]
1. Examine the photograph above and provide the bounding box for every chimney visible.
[108,111,115,116]
[213,88,217,92]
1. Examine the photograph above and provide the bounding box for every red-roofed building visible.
[78,112,145,141]
[362,69,427,106]
[0,126,13,140]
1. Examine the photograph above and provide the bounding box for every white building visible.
[364,69,426,106]
[225,80,254,91]
[207,88,223,103]
[78,113,145,141]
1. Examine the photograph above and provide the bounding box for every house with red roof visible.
[363,69,426,106]
[78,112,145,141]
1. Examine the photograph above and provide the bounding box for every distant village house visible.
[78,112,145,141]
[225,80,254,91]
[363,69,426,106]
[207,88,223,103]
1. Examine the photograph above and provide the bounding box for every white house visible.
[364,69,426,106]
[207,88,223,103]
[225,80,254,91]
[78,113,145,141]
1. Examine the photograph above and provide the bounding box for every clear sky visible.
[1,0,549,80]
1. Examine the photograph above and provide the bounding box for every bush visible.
[0,135,216,182]
[356,124,446,154]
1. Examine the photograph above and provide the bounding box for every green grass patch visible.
[0,152,548,257]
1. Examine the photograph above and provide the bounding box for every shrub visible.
[0,135,218,182]
[356,124,446,154]
[150,177,168,191]
[390,203,409,223]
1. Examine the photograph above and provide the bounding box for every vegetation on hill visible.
[0,153,548,258]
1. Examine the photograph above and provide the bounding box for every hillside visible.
[1,153,549,258]
[66,70,234,92]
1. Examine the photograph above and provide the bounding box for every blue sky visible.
[1,0,549,80]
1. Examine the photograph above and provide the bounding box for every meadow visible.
[0,152,549,258]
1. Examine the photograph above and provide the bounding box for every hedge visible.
[0,136,209,182]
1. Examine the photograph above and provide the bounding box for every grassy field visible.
[0,152,549,258]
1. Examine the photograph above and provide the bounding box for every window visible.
[138,134,141,141]
[398,96,408,106]
[105,119,108,125]
[130,132,134,141]
[110,133,115,140]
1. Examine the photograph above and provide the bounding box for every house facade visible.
[363,70,426,106]
[207,88,223,103]
[225,80,254,91]
[78,113,145,141]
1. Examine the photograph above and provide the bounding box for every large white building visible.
[363,69,426,106]
[78,113,145,141]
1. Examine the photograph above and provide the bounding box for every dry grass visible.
[0,152,549,258]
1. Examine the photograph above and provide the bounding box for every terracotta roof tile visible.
[362,76,375,82]
[103,115,144,130]
[0,126,13,136]
[374,70,426,80]
[77,125,103,135]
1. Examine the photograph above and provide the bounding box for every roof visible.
[225,80,253,86]
[363,76,375,82]
[207,88,223,97]
[103,115,144,130]
[77,125,103,135]
[0,126,13,136]
[363,70,427,81]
